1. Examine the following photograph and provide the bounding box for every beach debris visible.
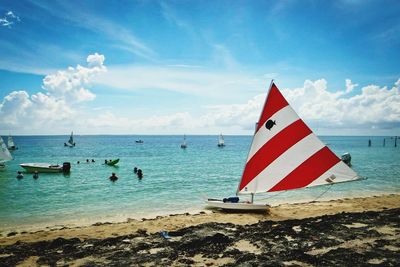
[0,208,399,266]
[160,231,171,239]
[292,225,302,233]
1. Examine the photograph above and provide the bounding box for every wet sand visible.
[0,194,399,266]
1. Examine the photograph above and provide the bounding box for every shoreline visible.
[1,193,399,246]
[1,190,397,235]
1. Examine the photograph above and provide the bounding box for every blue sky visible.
[0,0,399,135]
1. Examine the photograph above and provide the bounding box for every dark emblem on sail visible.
[265,120,276,130]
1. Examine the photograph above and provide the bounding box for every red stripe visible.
[256,83,289,132]
[239,119,312,191]
[268,146,340,192]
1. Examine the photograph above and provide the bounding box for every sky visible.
[0,0,399,136]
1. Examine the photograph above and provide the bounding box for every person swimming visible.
[133,167,138,173]
[109,172,118,181]
[33,171,39,179]
[16,171,23,179]
[137,169,143,179]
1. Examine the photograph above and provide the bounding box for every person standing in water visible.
[109,172,118,181]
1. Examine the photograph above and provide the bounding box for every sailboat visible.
[180,135,187,149]
[0,136,13,169]
[217,133,225,147]
[7,135,17,150]
[64,131,76,147]
[206,82,361,210]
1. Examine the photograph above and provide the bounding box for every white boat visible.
[20,162,71,173]
[7,135,17,150]
[217,133,225,147]
[206,81,361,211]
[0,136,13,169]
[64,131,76,147]
[180,135,187,149]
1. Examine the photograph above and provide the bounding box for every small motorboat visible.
[105,159,120,166]
[135,140,144,143]
[20,162,71,173]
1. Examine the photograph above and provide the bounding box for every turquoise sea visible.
[0,135,399,232]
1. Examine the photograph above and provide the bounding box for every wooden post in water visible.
[368,139,371,147]
[395,136,397,147]
[383,138,385,147]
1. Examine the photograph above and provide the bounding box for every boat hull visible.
[106,159,119,166]
[20,163,63,173]
[205,200,269,211]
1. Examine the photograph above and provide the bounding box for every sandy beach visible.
[0,194,399,266]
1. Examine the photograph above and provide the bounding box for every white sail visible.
[65,131,75,147]
[0,137,13,162]
[68,132,74,145]
[237,82,360,195]
[7,136,15,148]
[218,134,225,146]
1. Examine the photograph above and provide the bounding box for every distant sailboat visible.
[0,136,13,169]
[206,81,361,210]
[64,132,76,147]
[217,133,225,147]
[7,135,17,150]
[181,135,187,149]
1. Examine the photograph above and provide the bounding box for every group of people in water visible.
[15,159,144,182]
[77,159,95,164]
[109,167,143,182]
[16,171,39,179]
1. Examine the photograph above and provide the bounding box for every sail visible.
[7,136,15,148]
[237,82,360,195]
[182,135,186,146]
[0,137,13,162]
[68,132,74,145]
[218,134,225,146]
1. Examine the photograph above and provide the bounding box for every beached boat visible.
[206,81,361,211]
[0,136,13,169]
[105,159,120,166]
[64,131,76,147]
[7,135,17,150]
[217,133,225,147]
[20,162,71,173]
[180,135,187,149]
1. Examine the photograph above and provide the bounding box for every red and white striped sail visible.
[237,82,359,194]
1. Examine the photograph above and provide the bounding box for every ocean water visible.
[0,135,399,231]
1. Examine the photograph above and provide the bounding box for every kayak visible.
[106,159,119,166]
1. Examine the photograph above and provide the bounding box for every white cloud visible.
[282,79,400,131]
[0,53,106,133]
[345,79,358,93]
[96,64,265,100]
[0,10,20,27]
[187,78,400,135]
[42,53,106,103]
[1,58,399,135]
